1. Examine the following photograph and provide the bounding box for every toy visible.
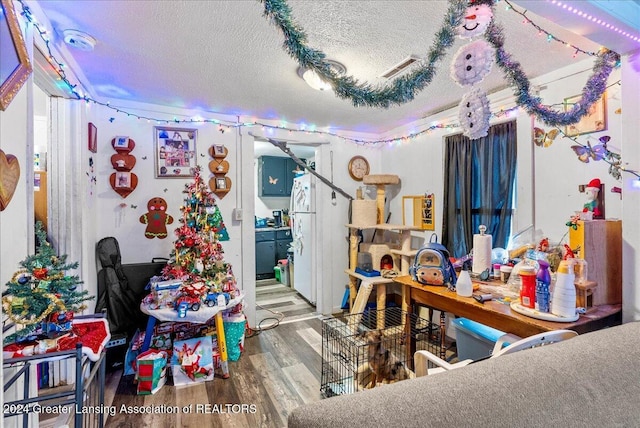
[175,296,201,318]
[204,292,220,307]
[146,280,181,309]
[582,178,602,218]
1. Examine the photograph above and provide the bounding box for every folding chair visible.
[414,329,578,377]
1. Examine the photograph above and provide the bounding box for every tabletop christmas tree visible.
[2,222,93,344]
[145,166,240,312]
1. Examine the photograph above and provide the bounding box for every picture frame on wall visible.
[154,127,197,178]
[216,177,227,190]
[114,136,130,149]
[564,93,607,137]
[88,122,97,153]
[115,171,131,188]
[0,0,33,111]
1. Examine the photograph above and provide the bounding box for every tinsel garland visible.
[484,20,620,127]
[2,292,66,326]
[261,0,468,108]
[262,0,620,128]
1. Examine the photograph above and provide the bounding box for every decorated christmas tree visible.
[2,222,93,344]
[151,166,239,308]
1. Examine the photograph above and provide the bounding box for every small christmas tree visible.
[157,167,239,304]
[2,222,93,344]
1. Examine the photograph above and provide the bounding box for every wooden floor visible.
[103,281,323,428]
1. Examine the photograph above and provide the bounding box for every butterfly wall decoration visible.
[570,139,606,163]
[533,127,559,148]
[569,135,627,181]
[268,176,278,185]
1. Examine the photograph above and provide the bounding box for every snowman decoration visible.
[451,0,495,140]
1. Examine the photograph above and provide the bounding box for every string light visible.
[504,0,599,56]
[548,0,640,44]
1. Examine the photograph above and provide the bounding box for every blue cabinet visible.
[259,156,305,197]
[275,229,292,261]
[255,228,293,279]
[256,230,276,279]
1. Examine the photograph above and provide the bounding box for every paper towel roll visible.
[472,233,493,275]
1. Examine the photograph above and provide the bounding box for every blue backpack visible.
[410,234,457,289]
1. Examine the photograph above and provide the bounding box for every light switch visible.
[233,208,243,221]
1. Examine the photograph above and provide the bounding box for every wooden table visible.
[394,275,622,364]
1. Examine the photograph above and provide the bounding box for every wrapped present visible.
[223,316,246,362]
[171,336,214,386]
[136,350,168,395]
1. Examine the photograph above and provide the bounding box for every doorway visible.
[253,140,317,286]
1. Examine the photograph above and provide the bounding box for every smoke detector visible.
[63,29,97,51]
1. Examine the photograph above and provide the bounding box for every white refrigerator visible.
[290,172,316,304]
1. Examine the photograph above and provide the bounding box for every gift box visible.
[171,336,214,386]
[136,349,168,395]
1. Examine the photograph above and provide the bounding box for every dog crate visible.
[320,306,443,398]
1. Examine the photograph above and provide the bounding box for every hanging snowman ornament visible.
[451,0,495,140]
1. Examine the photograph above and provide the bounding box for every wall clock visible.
[348,155,370,181]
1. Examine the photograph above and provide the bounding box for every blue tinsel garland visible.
[261,0,620,127]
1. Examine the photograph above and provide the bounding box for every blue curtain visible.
[442,121,517,258]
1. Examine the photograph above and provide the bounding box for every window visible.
[442,121,517,258]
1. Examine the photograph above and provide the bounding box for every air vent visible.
[380,55,420,79]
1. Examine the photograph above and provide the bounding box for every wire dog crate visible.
[321,306,443,398]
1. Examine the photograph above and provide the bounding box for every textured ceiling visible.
[33,0,619,134]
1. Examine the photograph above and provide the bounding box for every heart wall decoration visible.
[208,145,232,198]
[0,149,21,211]
[109,137,138,198]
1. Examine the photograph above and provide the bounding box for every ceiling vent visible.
[380,55,421,79]
[63,29,97,51]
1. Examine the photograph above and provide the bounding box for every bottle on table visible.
[456,267,473,298]
[536,260,551,313]
[519,266,536,309]
[551,260,576,318]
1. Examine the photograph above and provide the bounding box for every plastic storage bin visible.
[278,260,290,286]
[452,318,509,361]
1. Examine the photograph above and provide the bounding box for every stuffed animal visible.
[139,197,174,239]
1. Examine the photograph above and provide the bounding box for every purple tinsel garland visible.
[485,20,620,127]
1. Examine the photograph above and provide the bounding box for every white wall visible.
[0,84,31,288]
[88,101,241,266]
[620,51,640,322]
[0,14,39,427]
[381,56,638,321]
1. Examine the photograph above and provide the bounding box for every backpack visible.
[410,234,457,288]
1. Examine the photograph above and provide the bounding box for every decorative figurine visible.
[582,178,602,219]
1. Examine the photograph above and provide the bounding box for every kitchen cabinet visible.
[275,229,292,261]
[255,228,293,279]
[258,156,305,197]
[256,230,276,279]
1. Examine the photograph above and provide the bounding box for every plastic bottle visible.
[536,260,551,313]
[552,260,576,318]
[456,268,473,297]
[519,266,536,308]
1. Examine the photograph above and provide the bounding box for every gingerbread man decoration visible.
[139,197,173,239]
